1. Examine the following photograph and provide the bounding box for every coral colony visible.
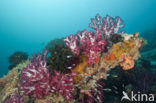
[0,14,145,103]
[19,50,51,99]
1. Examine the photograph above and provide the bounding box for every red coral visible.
[19,50,51,99]
[50,70,76,101]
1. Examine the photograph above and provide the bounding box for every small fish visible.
[111,74,118,78]
[112,86,117,90]
[67,67,72,69]
[103,88,112,92]
[67,55,72,58]
[106,74,110,76]
[115,91,118,94]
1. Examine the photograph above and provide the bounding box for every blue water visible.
[0,0,156,77]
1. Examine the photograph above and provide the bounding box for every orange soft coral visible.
[112,40,136,60]
[104,53,115,61]
[120,55,134,70]
[71,55,88,83]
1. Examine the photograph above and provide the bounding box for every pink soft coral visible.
[89,14,125,37]
[64,29,107,65]
[19,50,51,99]
[80,30,107,65]
[50,70,76,101]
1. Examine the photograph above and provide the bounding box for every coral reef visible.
[0,14,148,103]
[8,51,28,70]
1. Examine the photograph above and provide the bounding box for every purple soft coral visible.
[3,93,25,103]
[89,14,125,37]
[50,70,76,101]
[20,50,51,99]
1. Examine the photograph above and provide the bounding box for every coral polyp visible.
[0,14,146,103]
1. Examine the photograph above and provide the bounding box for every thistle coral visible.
[64,29,107,65]
[50,70,76,101]
[89,14,125,37]
[19,50,51,99]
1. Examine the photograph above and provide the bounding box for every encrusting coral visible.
[0,14,145,103]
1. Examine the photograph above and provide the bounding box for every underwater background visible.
[0,0,156,103]
[0,0,156,77]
